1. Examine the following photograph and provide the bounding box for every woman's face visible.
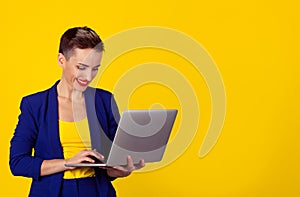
[59,48,103,92]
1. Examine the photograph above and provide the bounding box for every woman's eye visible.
[77,66,86,70]
[92,67,99,71]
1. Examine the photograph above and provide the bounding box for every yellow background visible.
[1,0,300,196]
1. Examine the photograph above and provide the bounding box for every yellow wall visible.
[1,0,300,196]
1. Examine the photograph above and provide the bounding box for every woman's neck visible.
[57,79,84,102]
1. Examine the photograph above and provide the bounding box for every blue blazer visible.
[9,81,120,197]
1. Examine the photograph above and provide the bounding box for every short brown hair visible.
[59,26,104,60]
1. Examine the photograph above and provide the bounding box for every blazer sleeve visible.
[9,97,43,180]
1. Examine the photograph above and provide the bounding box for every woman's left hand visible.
[101,156,145,178]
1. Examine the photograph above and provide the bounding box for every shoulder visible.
[20,81,58,109]
[95,88,113,98]
[23,89,50,101]
[22,87,52,104]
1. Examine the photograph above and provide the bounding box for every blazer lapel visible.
[45,81,64,197]
[47,81,63,158]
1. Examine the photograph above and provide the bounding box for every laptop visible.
[65,109,178,167]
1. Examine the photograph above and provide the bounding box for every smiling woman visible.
[9,26,144,197]
[57,48,102,96]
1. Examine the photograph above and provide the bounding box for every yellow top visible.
[59,118,95,179]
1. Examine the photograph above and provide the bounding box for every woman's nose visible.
[83,69,93,81]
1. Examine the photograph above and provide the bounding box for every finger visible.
[126,156,136,172]
[81,150,92,156]
[94,152,104,160]
[135,159,145,169]
[80,156,96,163]
[126,155,134,168]
[91,149,105,161]
[82,150,104,161]
[78,151,95,162]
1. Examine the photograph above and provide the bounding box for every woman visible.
[9,26,144,197]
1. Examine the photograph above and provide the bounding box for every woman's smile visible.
[76,78,89,87]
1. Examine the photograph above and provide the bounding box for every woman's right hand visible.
[65,149,105,170]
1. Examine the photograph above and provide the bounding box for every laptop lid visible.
[106,109,178,166]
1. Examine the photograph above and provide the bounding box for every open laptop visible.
[65,109,178,167]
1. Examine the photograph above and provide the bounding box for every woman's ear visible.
[58,53,66,67]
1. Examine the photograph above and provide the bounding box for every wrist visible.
[64,159,75,171]
[106,169,116,178]
[63,159,69,170]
